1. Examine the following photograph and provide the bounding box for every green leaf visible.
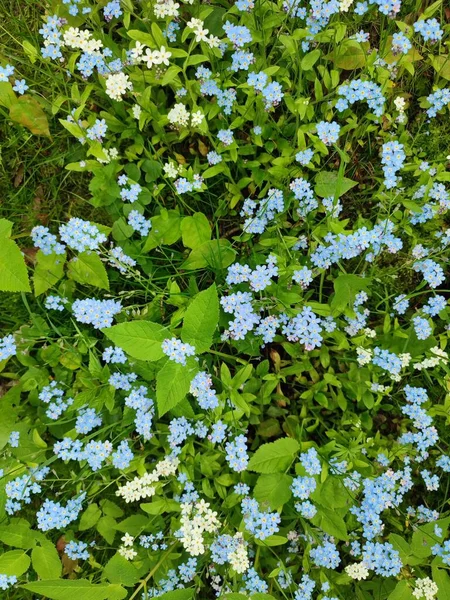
[254,535,287,547]
[10,95,50,137]
[31,544,61,579]
[0,550,31,576]
[22,40,39,64]
[79,503,102,531]
[158,590,194,600]
[181,284,219,353]
[21,580,112,600]
[248,438,300,473]
[331,274,371,312]
[103,321,169,361]
[388,581,414,600]
[312,506,348,540]
[182,239,236,270]
[431,54,450,81]
[104,554,140,586]
[314,171,357,198]
[181,213,211,249]
[0,82,17,108]
[68,252,109,290]
[141,498,181,514]
[432,568,450,600]
[254,474,292,509]
[144,210,182,251]
[301,49,321,70]
[96,516,117,545]
[0,219,31,292]
[33,250,66,296]
[330,40,366,69]
[156,358,198,417]
[0,521,35,549]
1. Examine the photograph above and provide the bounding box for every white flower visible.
[157,46,172,66]
[356,347,372,365]
[207,35,221,48]
[394,97,406,112]
[118,545,137,560]
[154,0,179,17]
[145,48,159,68]
[187,18,203,31]
[132,105,142,120]
[164,162,180,178]
[339,0,354,11]
[345,563,369,580]
[121,533,134,547]
[195,29,209,43]
[191,110,204,127]
[130,41,146,61]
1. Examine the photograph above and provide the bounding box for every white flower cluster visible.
[413,577,438,600]
[394,97,407,124]
[228,533,250,574]
[186,18,221,48]
[356,347,372,366]
[129,42,172,68]
[116,456,179,502]
[339,0,354,11]
[178,499,220,556]
[118,533,137,560]
[62,27,103,53]
[105,72,133,102]
[168,103,204,128]
[164,161,183,178]
[154,0,181,18]
[414,346,448,370]
[345,562,370,580]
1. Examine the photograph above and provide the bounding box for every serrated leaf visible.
[10,95,50,137]
[312,505,348,540]
[31,544,61,579]
[248,438,300,473]
[0,522,35,549]
[68,252,109,290]
[330,41,366,69]
[0,550,31,576]
[181,284,219,353]
[103,321,169,361]
[156,358,198,417]
[388,581,414,600]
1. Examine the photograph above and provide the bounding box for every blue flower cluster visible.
[162,337,196,365]
[336,79,385,116]
[381,141,405,189]
[190,372,219,409]
[241,497,281,539]
[72,298,122,329]
[36,492,85,531]
[0,334,16,361]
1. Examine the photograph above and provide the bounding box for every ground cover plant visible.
[0,0,450,598]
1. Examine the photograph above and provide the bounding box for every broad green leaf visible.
[181,284,219,353]
[158,590,194,600]
[0,82,16,108]
[127,30,155,47]
[144,210,182,251]
[330,41,366,69]
[431,54,450,81]
[0,521,35,549]
[312,505,348,540]
[104,554,140,586]
[33,250,66,296]
[141,498,181,514]
[10,95,50,137]
[181,213,211,249]
[254,474,292,509]
[79,503,102,531]
[97,515,117,545]
[103,321,169,361]
[21,579,111,600]
[388,581,413,600]
[22,40,39,64]
[68,252,109,290]
[156,358,198,417]
[331,274,371,312]
[0,219,30,292]
[182,239,236,270]
[301,49,321,70]
[314,171,357,198]
[432,567,450,600]
[31,544,61,579]
[248,438,300,473]
[254,535,287,547]
[0,550,31,576]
